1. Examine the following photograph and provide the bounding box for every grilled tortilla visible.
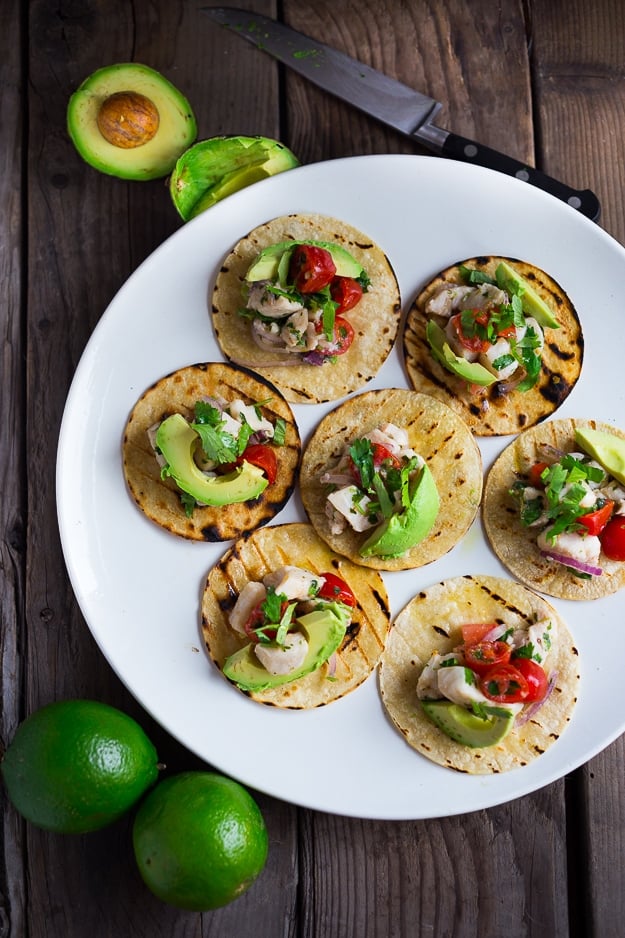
[299,388,483,571]
[402,255,583,436]
[211,213,401,404]
[483,418,625,600]
[201,522,391,708]
[379,574,579,774]
[122,362,300,541]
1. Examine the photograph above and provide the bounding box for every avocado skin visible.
[170,136,299,221]
[67,63,197,181]
[156,413,268,506]
[223,606,348,692]
[246,239,364,283]
[575,426,625,485]
[421,700,514,748]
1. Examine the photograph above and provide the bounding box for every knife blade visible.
[202,7,600,221]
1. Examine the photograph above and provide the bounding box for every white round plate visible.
[57,155,625,819]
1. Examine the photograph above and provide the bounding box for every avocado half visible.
[67,63,197,181]
[169,136,300,221]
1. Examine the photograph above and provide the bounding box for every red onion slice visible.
[516,671,557,726]
[540,549,603,577]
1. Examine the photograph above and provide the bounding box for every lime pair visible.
[1,699,268,911]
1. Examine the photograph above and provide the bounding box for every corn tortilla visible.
[402,255,583,436]
[379,574,579,774]
[299,388,483,571]
[211,213,401,404]
[201,522,391,708]
[122,362,300,541]
[483,418,625,600]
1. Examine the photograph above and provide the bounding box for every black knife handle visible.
[441,131,601,222]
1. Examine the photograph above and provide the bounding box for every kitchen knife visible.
[202,7,600,221]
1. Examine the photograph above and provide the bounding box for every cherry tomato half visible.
[513,658,549,703]
[460,623,499,646]
[578,500,614,536]
[600,515,625,561]
[316,315,355,357]
[289,245,336,293]
[464,641,512,676]
[317,573,356,607]
[239,444,277,484]
[479,663,530,703]
[330,276,363,314]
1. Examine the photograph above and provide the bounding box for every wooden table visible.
[3,1,625,935]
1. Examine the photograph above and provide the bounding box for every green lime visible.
[1,699,160,834]
[132,771,268,910]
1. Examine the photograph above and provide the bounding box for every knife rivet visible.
[515,169,530,182]
[464,144,478,158]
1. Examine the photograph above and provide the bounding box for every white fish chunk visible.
[229,581,267,635]
[327,485,375,532]
[537,529,602,564]
[246,282,304,318]
[229,400,274,437]
[254,630,309,675]
[263,566,325,601]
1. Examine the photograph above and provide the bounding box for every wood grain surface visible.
[2,1,624,935]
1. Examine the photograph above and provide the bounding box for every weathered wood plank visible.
[531,3,625,936]
[0,1,27,936]
[24,1,297,935]
[283,3,569,937]
[284,0,534,164]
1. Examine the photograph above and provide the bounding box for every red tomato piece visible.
[479,663,530,703]
[317,573,356,607]
[317,315,355,356]
[528,461,549,487]
[460,623,499,646]
[578,500,614,536]
[600,516,625,561]
[289,245,336,293]
[239,444,277,484]
[450,309,491,353]
[513,658,549,703]
[464,641,512,676]
[349,442,400,485]
[243,604,276,643]
[330,276,363,314]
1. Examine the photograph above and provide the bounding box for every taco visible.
[402,255,583,436]
[122,362,300,541]
[211,213,401,404]
[483,418,625,600]
[379,574,579,774]
[299,388,482,571]
[201,522,391,708]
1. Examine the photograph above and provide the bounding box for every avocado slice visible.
[421,700,515,748]
[426,320,497,387]
[359,464,440,558]
[67,63,197,181]
[245,239,365,283]
[156,413,268,506]
[169,136,299,221]
[222,606,348,692]
[495,260,559,328]
[575,426,625,485]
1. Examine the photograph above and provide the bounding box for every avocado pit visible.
[96,91,160,149]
